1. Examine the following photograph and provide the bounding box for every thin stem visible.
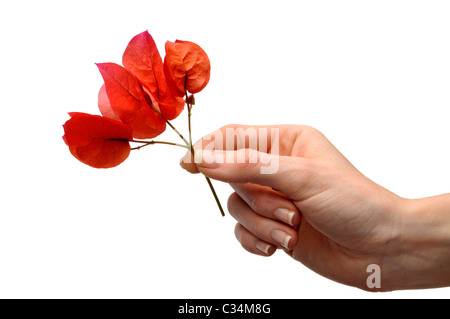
[165,118,190,146]
[186,94,225,217]
[205,176,225,217]
[186,92,194,151]
[148,95,225,217]
[147,97,190,146]
[130,140,189,151]
[187,103,194,153]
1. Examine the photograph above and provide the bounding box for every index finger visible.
[180,124,287,174]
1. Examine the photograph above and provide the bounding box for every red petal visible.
[98,84,120,121]
[96,62,166,139]
[123,31,185,120]
[158,62,185,120]
[122,31,165,100]
[62,113,132,168]
[164,40,211,94]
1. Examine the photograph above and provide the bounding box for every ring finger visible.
[228,192,298,251]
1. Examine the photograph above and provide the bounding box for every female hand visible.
[181,124,450,291]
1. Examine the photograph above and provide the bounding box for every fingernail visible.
[273,208,295,226]
[255,241,271,255]
[271,230,292,250]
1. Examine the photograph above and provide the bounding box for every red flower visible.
[97,62,166,139]
[62,31,224,216]
[164,40,211,95]
[122,31,185,120]
[64,31,211,168]
[62,113,133,168]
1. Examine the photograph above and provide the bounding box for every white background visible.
[0,0,449,298]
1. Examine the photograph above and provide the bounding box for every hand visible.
[180,125,450,291]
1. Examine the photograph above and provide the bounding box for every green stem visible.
[148,99,190,146]
[186,95,225,217]
[130,140,189,151]
[151,97,225,217]
[187,103,194,153]
[204,175,225,217]
[164,117,190,146]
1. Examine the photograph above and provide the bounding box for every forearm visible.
[393,194,450,290]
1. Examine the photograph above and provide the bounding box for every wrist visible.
[391,195,450,290]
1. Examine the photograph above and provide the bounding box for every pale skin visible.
[180,125,450,292]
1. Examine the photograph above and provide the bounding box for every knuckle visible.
[282,157,323,200]
[227,192,241,215]
[244,217,262,237]
[303,125,328,142]
[234,224,254,253]
[234,223,243,242]
[248,193,266,214]
[253,220,265,238]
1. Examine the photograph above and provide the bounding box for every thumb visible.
[195,149,321,201]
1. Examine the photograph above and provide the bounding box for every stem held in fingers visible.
[186,96,225,217]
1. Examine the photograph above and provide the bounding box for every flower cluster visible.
[62,31,224,216]
[63,30,210,168]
